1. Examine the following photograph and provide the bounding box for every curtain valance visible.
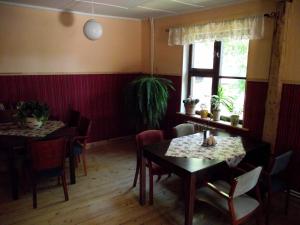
[168,15,265,46]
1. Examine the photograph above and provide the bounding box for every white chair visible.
[173,123,195,137]
[196,166,263,225]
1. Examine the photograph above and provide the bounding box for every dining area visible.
[1,0,300,224]
[0,101,91,208]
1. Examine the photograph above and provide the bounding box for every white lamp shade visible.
[83,19,103,40]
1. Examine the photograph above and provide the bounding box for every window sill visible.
[176,112,249,134]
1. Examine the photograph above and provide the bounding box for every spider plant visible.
[211,87,234,112]
[125,75,175,130]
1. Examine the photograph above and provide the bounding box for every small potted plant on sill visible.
[229,108,241,127]
[183,97,199,115]
[16,100,49,129]
[211,87,233,121]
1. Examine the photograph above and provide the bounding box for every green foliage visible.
[125,75,175,130]
[16,101,49,123]
[183,97,199,105]
[211,87,234,112]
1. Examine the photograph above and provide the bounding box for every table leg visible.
[139,152,146,205]
[184,174,196,225]
[8,147,18,200]
[69,150,76,184]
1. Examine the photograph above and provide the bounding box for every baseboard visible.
[87,135,134,149]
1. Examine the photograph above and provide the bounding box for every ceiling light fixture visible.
[82,0,103,40]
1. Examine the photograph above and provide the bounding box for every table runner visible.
[0,120,65,138]
[165,133,246,167]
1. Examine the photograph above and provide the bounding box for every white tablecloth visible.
[0,120,65,138]
[165,133,246,167]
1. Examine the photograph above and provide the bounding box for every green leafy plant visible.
[211,87,233,112]
[183,97,199,105]
[125,75,175,130]
[16,100,49,123]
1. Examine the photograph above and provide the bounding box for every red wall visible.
[276,83,300,191]
[0,74,181,142]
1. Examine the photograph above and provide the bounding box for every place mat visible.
[165,133,246,167]
[0,120,65,138]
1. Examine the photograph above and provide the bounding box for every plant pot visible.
[25,117,43,129]
[184,104,196,115]
[230,114,240,127]
[212,109,221,121]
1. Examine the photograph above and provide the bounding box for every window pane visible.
[220,39,249,77]
[190,77,212,111]
[192,41,214,69]
[219,78,246,119]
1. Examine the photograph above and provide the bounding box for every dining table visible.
[139,130,270,225]
[0,120,78,200]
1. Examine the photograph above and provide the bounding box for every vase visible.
[25,117,43,129]
[184,104,196,115]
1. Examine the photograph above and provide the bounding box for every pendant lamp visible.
[83,0,103,40]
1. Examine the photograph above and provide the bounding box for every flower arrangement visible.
[183,97,199,115]
[183,97,199,106]
[16,101,49,128]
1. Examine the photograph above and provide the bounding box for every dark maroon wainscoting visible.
[0,74,140,142]
[159,75,182,138]
[0,74,181,142]
[276,83,300,191]
[243,81,268,138]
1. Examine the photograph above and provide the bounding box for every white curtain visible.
[168,15,265,46]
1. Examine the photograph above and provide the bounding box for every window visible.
[188,39,249,120]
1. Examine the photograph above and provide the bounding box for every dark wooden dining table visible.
[139,130,270,225]
[0,121,78,200]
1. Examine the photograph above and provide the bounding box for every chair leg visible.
[61,174,69,201]
[82,152,88,176]
[133,160,140,187]
[265,192,271,225]
[149,168,154,205]
[32,179,37,209]
[285,189,290,215]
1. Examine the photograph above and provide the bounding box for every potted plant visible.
[211,87,233,121]
[16,101,49,129]
[125,75,175,130]
[229,107,241,127]
[183,97,199,115]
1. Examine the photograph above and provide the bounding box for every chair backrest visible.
[173,123,195,137]
[136,130,164,150]
[78,116,92,136]
[231,166,262,198]
[29,138,66,172]
[270,150,293,176]
[68,110,81,127]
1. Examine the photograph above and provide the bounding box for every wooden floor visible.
[0,139,299,225]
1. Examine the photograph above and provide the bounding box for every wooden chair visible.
[173,123,195,137]
[263,150,293,225]
[68,109,81,128]
[132,130,170,204]
[28,137,68,208]
[196,166,263,225]
[70,116,91,176]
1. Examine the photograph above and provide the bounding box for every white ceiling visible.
[0,0,252,19]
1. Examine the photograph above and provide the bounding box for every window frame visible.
[187,41,247,120]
